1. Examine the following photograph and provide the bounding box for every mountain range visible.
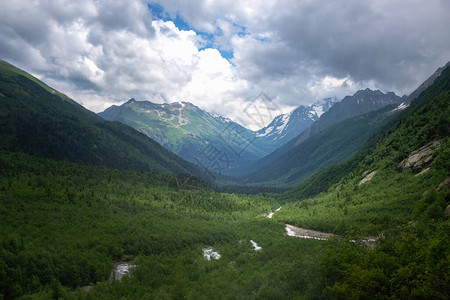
[99,87,408,184]
[242,65,450,187]
[242,104,405,186]
[1,57,444,189]
[238,88,406,185]
[99,96,340,176]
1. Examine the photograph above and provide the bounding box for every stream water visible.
[111,262,136,281]
[266,206,333,240]
[250,240,262,251]
[203,247,221,260]
[285,224,333,240]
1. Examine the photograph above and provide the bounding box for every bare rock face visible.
[359,170,377,185]
[445,204,450,216]
[436,177,450,191]
[397,140,442,173]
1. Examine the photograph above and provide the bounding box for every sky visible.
[0,0,449,130]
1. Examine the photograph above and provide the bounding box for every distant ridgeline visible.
[98,97,339,177]
[240,88,406,187]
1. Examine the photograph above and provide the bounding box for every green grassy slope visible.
[0,60,201,176]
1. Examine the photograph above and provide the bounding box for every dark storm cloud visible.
[268,0,450,93]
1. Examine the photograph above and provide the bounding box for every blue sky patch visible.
[148,3,234,60]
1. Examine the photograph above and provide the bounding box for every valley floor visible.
[0,146,449,299]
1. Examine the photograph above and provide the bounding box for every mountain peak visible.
[350,88,398,100]
[311,97,340,117]
[355,88,379,95]
[255,96,340,145]
[125,98,137,105]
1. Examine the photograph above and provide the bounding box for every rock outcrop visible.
[436,177,450,191]
[397,140,442,173]
[359,170,377,185]
[445,205,450,216]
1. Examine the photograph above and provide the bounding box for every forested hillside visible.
[0,60,200,176]
[283,63,450,201]
[0,151,328,299]
[274,66,450,298]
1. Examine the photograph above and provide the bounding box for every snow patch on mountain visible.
[209,112,232,123]
[392,102,409,112]
[256,125,275,137]
[256,110,293,138]
[271,111,292,136]
[255,97,340,142]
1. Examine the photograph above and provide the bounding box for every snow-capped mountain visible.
[98,97,341,176]
[99,98,275,176]
[249,89,405,177]
[242,89,406,185]
[255,97,340,147]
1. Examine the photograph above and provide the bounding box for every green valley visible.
[1,1,449,299]
[0,59,449,299]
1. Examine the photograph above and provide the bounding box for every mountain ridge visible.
[0,59,202,177]
[281,60,450,201]
[255,97,339,147]
[99,96,341,177]
[241,103,403,186]
[252,88,405,173]
[99,98,272,176]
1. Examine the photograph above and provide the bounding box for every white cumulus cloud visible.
[1,0,449,129]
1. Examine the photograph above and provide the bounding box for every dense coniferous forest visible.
[0,60,449,299]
